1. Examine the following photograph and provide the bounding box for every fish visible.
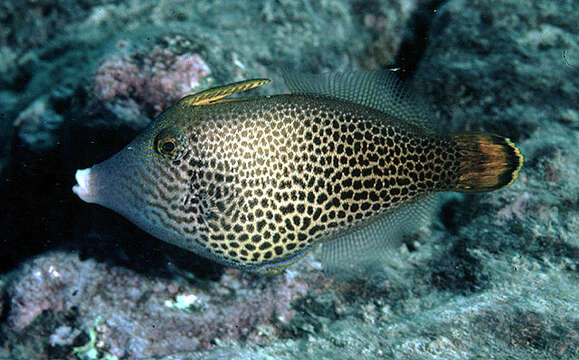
[72,70,523,274]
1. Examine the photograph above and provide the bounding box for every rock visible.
[13,97,63,153]
[1,0,577,359]
[3,251,319,358]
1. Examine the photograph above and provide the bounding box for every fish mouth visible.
[72,168,98,204]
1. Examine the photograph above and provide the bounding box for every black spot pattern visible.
[148,95,462,270]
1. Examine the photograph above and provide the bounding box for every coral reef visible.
[2,251,319,358]
[93,38,212,118]
[355,0,421,69]
[1,0,409,276]
[13,96,64,153]
[0,0,577,359]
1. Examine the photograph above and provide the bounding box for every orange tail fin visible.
[451,132,523,193]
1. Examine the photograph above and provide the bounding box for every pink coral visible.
[93,42,211,117]
[495,191,532,225]
[93,55,144,102]
[5,252,319,358]
[7,252,102,331]
[144,48,211,113]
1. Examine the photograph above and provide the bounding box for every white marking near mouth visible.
[72,168,96,203]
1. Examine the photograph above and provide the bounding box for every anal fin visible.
[317,194,438,278]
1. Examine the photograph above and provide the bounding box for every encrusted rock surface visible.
[0,0,577,359]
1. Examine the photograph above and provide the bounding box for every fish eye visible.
[161,141,175,153]
[154,127,187,160]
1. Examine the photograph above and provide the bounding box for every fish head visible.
[72,110,204,249]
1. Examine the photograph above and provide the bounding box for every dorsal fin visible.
[178,78,271,106]
[208,97,255,105]
[282,70,433,130]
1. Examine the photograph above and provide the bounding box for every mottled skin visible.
[75,71,523,273]
[114,94,466,271]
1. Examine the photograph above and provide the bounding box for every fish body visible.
[73,72,523,273]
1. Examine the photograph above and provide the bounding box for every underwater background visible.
[0,0,577,359]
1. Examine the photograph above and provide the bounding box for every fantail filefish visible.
[73,71,523,274]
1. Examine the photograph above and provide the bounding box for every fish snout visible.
[72,168,98,204]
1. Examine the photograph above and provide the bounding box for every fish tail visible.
[450,132,523,193]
